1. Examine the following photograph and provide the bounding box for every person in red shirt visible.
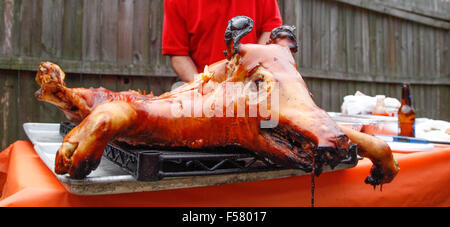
[162,0,283,82]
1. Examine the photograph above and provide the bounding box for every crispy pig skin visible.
[35,23,398,185]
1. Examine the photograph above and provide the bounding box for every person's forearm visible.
[258,31,272,44]
[170,56,198,82]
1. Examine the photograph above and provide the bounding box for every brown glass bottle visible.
[398,84,415,137]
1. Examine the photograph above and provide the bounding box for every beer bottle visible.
[398,84,415,137]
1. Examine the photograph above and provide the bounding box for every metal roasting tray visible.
[329,112,398,135]
[23,122,358,195]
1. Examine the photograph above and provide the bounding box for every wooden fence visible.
[0,0,449,149]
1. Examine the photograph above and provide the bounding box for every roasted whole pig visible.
[35,16,398,187]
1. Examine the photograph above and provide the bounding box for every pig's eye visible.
[253,74,264,87]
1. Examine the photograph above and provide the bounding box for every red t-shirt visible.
[162,0,283,72]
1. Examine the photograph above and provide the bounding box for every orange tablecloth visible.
[0,140,449,207]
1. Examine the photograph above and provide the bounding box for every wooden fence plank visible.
[31,0,43,58]
[117,0,134,66]
[18,71,41,140]
[0,1,5,54]
[354,8,363,74]
[6,0,20,58]
[311,0,322,70]
[282,0,297,62]
[41,0,64,59]
[361,9,370,74]
[368,13,377,75]
[412,23,420,79]
[438,85,449,121]
[295,0,303,66]
[62,0,83,61]
[418,25,426,78]
[132,0,151,76]
[0,72,5,149]
[405,23,413,78]
[329,1,339,72]
[320,1,330,71]
[400,21,408,78]
[436,29,448,78]
[100,0,118,63]
[100,75,118,91]
[301,0,312,69]
[82,0,101,63]
[0,70,18,149]
[337,2,347,73]
[148,0,166,69]
[382,16,391,77]
[434,29,442,78]
[19,1,32,57]
[345,5,355,74]
[375,12,384,77]
[426,27,436,79]
[391,17,399,77]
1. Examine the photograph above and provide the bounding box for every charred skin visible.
[36,16,398,186]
